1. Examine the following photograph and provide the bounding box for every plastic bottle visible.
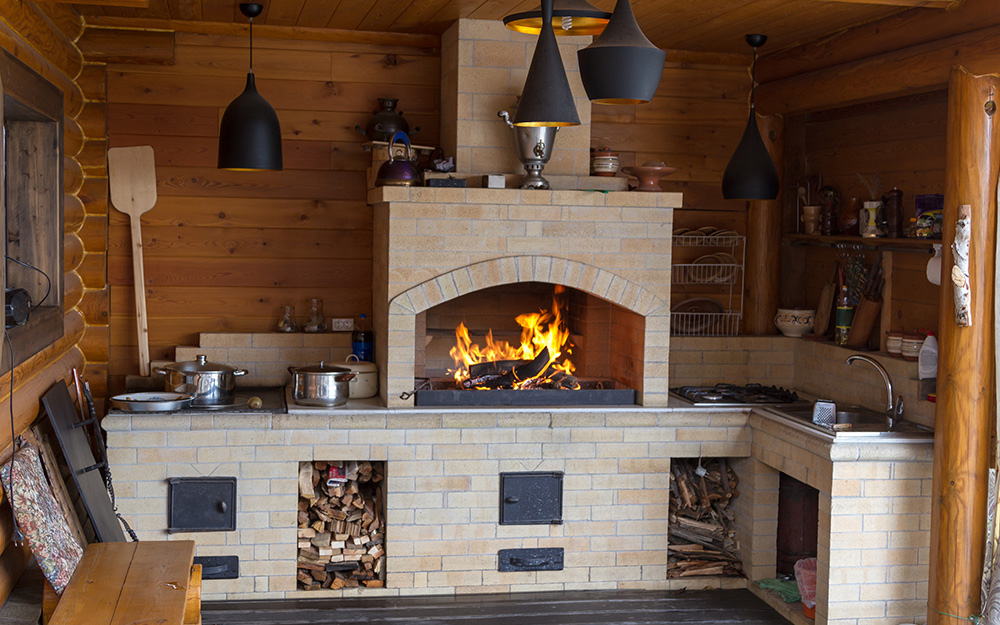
[918,331,937,380]
[834,284,853,346]
[351,313,374,362]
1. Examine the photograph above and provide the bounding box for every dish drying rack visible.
[671,233,745,336]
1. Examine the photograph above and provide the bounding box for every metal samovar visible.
[498,110,558,190]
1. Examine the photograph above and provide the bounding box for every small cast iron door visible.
[499,471,563,525]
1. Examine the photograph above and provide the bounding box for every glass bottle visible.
[303,298,327,333]
[276,305,298,333]
[351,313,374,361]
[834,285,853,346]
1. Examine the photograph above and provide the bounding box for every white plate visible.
[111,391,194,412]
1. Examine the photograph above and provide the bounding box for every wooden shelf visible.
[783,234,939,254]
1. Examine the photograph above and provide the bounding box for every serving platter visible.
[110,391,194,412]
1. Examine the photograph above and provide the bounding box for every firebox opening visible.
[297,460,386,591]
[413,282,645,402]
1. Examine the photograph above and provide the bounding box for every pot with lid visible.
[288,362,356,407]
[153,354,248,406]
[343,354,378,399]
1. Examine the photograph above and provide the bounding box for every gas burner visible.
[670,383,805,407]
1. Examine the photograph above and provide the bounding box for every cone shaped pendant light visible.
[578,0,666,105]
[218,3,283,171]
[513,0,581,127]
[503,0,610,36]
[722,34,778,200]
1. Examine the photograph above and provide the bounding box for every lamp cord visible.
[750,45,757,108]
[249,14,254,73]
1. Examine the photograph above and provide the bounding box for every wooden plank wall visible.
[782,91,946,338]
[0,0,107,606]
[98,28,440,394]
[591,52,753,324]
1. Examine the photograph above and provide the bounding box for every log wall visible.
[100,28,440,394]
[0,0,103,607]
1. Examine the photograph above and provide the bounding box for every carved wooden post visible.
[743,112,784,335]
[928,66,1000,625]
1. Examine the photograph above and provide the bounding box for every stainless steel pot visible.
[153,354,248,406]
[288,362,356,407]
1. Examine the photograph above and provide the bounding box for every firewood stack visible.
[297,460,386,590]
[668,457,744,578]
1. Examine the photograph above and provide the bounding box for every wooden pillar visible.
[743,112,784,335]
[928,66,1000,625]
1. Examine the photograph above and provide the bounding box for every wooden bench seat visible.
[46,541,201,625]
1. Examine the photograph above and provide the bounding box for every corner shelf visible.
[783,234,938,254]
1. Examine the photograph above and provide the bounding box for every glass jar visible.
[303,298,327,333]
[276,305,298,333]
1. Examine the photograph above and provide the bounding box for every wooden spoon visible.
[108,146,156,377]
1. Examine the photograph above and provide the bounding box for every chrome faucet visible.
[846,354,904,431]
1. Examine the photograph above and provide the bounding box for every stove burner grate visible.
[671,383,802,406]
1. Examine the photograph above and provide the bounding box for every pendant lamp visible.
[578,0,666,105]
[218,3,283,171]
[513,0,581,127]
[503,0,610,36]
[722,34,778,200]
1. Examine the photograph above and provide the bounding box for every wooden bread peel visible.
[811,267,838,338]
[108,146,156,377]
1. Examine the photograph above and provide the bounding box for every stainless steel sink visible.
[767,404,933,437]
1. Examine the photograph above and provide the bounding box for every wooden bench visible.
[45,541,201,625]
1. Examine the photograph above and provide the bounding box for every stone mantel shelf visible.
[367,185,682,209]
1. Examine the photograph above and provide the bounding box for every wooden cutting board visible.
[812,281,836,338]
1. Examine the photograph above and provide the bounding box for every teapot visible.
[375,131,420,187]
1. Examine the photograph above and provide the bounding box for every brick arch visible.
[383,256,672,408]
[387,255,668,316]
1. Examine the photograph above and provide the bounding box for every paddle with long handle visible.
[108,146,156,377]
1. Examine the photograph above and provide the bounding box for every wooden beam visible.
[82,16,442,49]
[77,28,174,65]
[813,0,956,8]
[756,23,1000,115]
[743,113,784,335]
[758,0,1000,84]
[927,66,999,625]
[37,0,148,7]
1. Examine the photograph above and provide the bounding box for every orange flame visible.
[449,292,577,389]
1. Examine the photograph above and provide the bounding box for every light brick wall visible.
[746,413,933,625]
[669,337,935,428]
[171,333,353,388]
[370,186,679,408]
[440,19,592,177]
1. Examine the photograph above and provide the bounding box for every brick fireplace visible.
[370,186,679,408]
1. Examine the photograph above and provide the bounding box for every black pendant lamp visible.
[218,3,283,171]
[513,0,581,127]
[578,0,666,105]
[503,0,610,36]
[722,34,778,200]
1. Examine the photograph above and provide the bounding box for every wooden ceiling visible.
[73,0,961,55]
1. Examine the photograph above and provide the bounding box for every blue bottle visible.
[351,314,374,362]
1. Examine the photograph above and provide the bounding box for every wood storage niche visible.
[668,457,744,578]
[297,460,386,590]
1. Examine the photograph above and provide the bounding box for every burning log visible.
[668,458,744,579]
[460,347,550,389]
[297,460,386,590]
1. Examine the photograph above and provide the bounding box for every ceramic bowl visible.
[774,308,816,337]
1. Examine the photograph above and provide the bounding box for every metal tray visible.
[110,391,194,412]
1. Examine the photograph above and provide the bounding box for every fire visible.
[449,291,578,389]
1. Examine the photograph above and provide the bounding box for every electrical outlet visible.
[330,318,354,332]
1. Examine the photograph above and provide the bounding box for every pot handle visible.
[152,367,168,375]
[334,373,356,382]
[388,130,411,163]
[233,369,249,376]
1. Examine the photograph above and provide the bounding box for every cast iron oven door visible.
[499,471,563,525]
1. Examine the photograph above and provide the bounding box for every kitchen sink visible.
[766,404,934,437]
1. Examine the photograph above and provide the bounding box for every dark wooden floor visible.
[201,588,792,625]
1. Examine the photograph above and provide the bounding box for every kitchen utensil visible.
[845,295,882,349]
[670,297,723,334]
[812,267,838,338]
[288,362,356,407]
[811,400,836,427]
[108,145,157,377]
[343,354,378,399]
[153,354,248,406]
[110,391,195,412]
[375,131,420,187]
[621,162,677,192]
